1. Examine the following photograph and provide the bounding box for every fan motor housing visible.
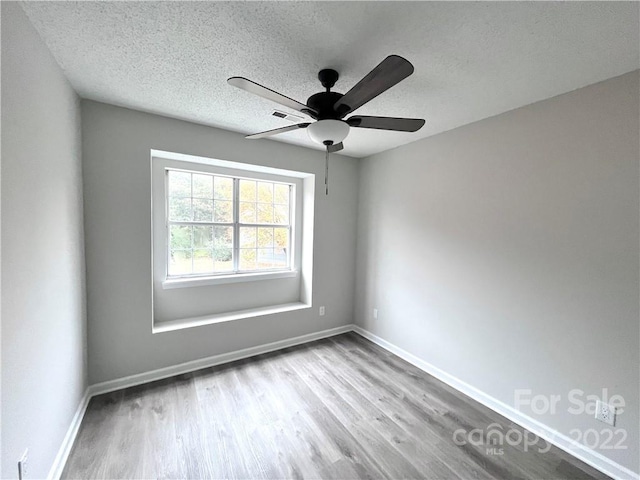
[307,91,344,120]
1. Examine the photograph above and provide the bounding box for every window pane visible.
[166,171,293,278]
[193,198,213,222]
[214,248,233,271]
[169,250,192,276]
[257,227,273,248]
[193,249,214,274]
[274,227,289,249]
[214,200,233,223]
[240,202,256,223]
[170,225,192,250]
[274,204,289,224]
[169,197,191,221]
[257,248,274,269]
[274,184,289,205]
[239,180,256,202]
[192,174,213,199]
[273,247,287,269]
[193,226,213,249]
[240,249,256,270]
[257,203,273,223]
[214,226,233,248]
[257,182,274,203]
[274,227,289,268]
[168,171,191,198]
[240,227,256,248]
[214,176,233,200]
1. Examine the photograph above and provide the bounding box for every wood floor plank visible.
[249,353,337,479]
[61,391,123,479]
[173,372,214,479]
[62,333,611,480]
[325,337,525,477]
[237,353,323,479]
[332,334,610,480]
[289,344,462,479]
[286,347,449,480]
[195,364,253,479]
[264,349,390,479]
[308,339,496,480]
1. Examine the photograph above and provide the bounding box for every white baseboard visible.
[352,325,639,480]
[48,323,353,479]
[89,324,354,397]
[48,323,638,480]
[46,390,91,480]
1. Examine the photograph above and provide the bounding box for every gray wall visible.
[1,3,87,479]
[355,71,639,472]
[82,101,359,385]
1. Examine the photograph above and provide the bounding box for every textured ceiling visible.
[20,1,639,158]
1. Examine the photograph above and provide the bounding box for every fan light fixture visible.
[306,119,350,146]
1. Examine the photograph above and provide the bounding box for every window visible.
[166,169,293,278]
[151,151,315,330]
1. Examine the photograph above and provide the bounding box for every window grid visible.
[166,169,292,278]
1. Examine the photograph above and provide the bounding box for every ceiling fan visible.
[228,55,425,193]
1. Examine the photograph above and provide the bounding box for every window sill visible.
[153,301,311,333]
[162,270,298,289]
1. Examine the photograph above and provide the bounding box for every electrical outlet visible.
[18,448,28,480]
[595,400,616,426]
[319,306,325,316]
[373,308,378,319]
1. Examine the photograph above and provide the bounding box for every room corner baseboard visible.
[351,325,639,480]
[88,324,355,397]
[49,323,637,480]
[47,389,92,480]
[48,323,354,479]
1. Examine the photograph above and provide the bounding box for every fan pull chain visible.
[325,147,329,196]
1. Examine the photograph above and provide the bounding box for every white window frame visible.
[165,168,295,279]
[152,155,305,289]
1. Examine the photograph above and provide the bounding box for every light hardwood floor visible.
[62,333,609,479]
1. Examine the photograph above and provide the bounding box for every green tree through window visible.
[167,169,291,277]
